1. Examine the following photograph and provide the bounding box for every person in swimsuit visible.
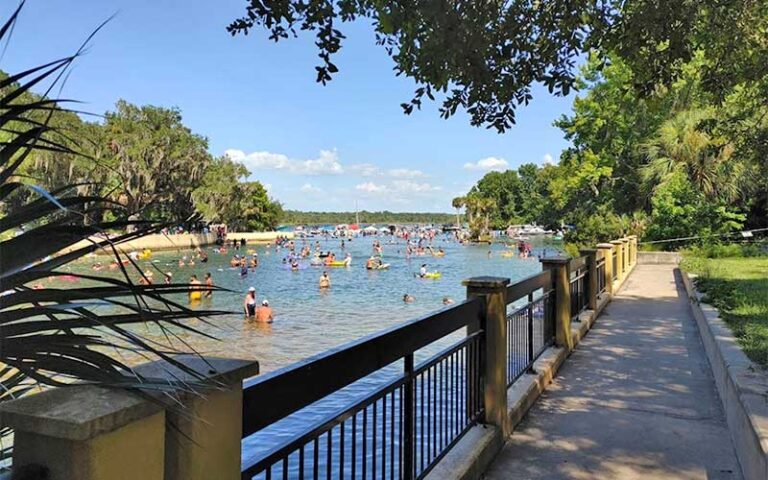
[255,299,273,323]
[244,287,257,318]
[204,272,213,298]
[319,271,331,289]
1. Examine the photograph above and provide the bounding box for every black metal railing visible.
[568,258,589,320]
[241,300,485,480]
[596,256,606,296]
[611,250,618,281]
[504,271,556,387]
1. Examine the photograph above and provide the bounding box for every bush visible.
[684,241,768,259]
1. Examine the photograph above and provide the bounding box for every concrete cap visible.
[596,243,614,249]
[462,276,510,288]
[0,356,259,441]
[0,385,162,441]
[609,240,624,245]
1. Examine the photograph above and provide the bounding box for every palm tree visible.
[451,196,465,229]
[0,5,222,467]
[641,109,744,202]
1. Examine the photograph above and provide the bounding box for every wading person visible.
[244,286,257,318]
[255,299,273,323]
[319,271,331,289]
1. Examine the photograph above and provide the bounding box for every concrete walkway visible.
[484,264,743,480]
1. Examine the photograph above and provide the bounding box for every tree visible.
[451,196,465,229]
[192,156,249,224]
[102,101,212,223]
[228,0,767,132]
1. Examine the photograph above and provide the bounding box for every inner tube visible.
[189,291,202,301]
[422,272,442,279]
[328,261,350,267]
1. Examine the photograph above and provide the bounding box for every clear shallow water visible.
[64,234,562,470]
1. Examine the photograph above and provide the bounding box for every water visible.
[65,234,562,471]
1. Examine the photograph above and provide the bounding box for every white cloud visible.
[348,163,382,177]
[387,168,426,179]
[463,156,509,171]
[542,153,554,165]
[392,180,440,193]
[300,183,323,194]
[225,148,343,176]
[355,182,388,193]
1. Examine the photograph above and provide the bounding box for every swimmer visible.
[319,271,331,289]
[91,263,103,271]
[403,294,415,303]
[204,272,213,298]
[178,259,186,267]
[244,287,257,318]
[442,297,455,305]
[164,272,172,285]
[189,275,201,301]
[255,299,274,323]
[138,270,154,285]
[419,264,428,278]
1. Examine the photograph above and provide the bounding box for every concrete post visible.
[579,248,599,310]
[621,238,630,273]
[463,276,511,436]
[0,356,259,480]
[628,235,638,265]
[610,240,624,281]
[0,386,166,480]
[134,356,259,480]
[596,243,614,297]
[539,258,573,351]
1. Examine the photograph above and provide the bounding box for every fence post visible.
[628,235,638,266]
[463,276,511,437]
[610,240,624,281]
[579,249,598,311]
[596,243,614,297]
[539,258,573,352]
[621,238,630,273]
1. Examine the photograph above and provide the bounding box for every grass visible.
[683,256,768,368]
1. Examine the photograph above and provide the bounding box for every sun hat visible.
[248,287,256,292]
[262,300,269,306]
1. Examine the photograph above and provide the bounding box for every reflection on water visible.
[64,234,561,471]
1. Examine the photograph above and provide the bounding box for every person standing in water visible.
[244,287,257,318]
[319,271,331,289]
[255,299,273,323]
[204,272,213,298]
[189,275,202,302]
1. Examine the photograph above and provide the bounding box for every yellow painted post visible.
[596,244,614,297]
[540,258,573,351]
[464,276,511,437]
[610,240,624,281]
[0,386,166,480]
[134,356,259,480]
[621,238,630,273]
[628,235,638,265]
[579,248,598,310]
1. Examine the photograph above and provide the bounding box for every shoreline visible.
[60,231,295,257]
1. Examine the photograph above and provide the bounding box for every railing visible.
[568,257,589,320]
[504,271,556,386]
[611,250,618,281]
[240,299,485,480]
[596,256,606,296]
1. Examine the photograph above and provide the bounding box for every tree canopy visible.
[229,0,767,132]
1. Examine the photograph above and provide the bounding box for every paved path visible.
[484,264,743,480]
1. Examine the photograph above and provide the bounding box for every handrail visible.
[568,256,587,273]
[506,270,552,303]
[242,297,485,436]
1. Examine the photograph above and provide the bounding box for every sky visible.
[1,0,575,213]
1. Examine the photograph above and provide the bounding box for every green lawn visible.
[683,257,768,368]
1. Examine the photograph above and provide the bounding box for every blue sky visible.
[2,0,575,212]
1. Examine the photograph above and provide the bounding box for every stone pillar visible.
[1,386,166,480]
[596,243,614,297]
[628,235,638,265]
[540,258,573,351]
[463,276,511,436]
[610,240,624,281]
[134,356,259,480]
[621,238,630,273]
[0,356,259,480]
[579,248,598,310]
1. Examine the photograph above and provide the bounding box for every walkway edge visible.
[680,269,768,480]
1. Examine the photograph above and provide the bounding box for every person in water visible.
[319,271,331,289]
[442,297,455,305]
[204,272,213,298]
[255,299,273,323]
[189,275,202,301]
[419,264,428,278]
[164,272,172,285]
[403,294,415,303]
[244,287,257,318]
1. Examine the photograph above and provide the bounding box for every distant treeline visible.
[281,210,456,226]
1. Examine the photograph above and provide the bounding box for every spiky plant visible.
[0,3,224,466]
